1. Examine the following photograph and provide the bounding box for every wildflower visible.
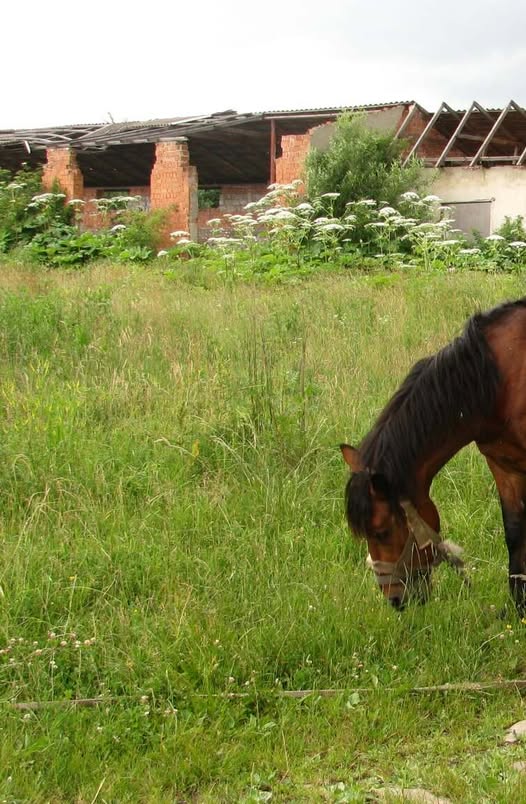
[379,206,397,217]
[438,239,460,246]
[354,199,376,206]
[140,695,149,704]
[485,234,505,241]
[60,640,68,647]
[111,224,126,232]
[176,237,192,244]
[295,202,314,212]
[510,241,526,248]
[422,195,441,203]
[460,248,481,255]
[33,649,43,656]
[170,230,190,238]
[206,218,222,226]
[157,250,168,257]
[67,198,85,206]
[22,713,32,721]
[318,223,344,232]
[50,660,58,669]
[400,191,420,201]
[320,192,340,199]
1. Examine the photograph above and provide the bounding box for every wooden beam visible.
[403,102,459,165]
[269,119,276,184]
[469,101,514,166]
[394,103,419,139]
[436,102,478,167]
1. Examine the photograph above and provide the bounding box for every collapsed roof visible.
[0,101,525,187]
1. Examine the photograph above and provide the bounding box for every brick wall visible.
[197,183,268,241]
[150,139,198,243]
[80,186,150,229]
[42,147,84,200]
[275,133,311,185]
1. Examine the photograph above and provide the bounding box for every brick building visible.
[1,100,526,239]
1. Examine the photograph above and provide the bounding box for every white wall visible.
[430,166,526,232]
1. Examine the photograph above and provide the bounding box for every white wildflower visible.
[486,234,505,241]
[510,241,526,248]
[318,223,344,232]
[111,224,126,232]
[400,191,420,201]
[379,206,397,217]
[320,192,340,199]
[157,250,168,257]
[170,230,190,238]
[422,195,441,203]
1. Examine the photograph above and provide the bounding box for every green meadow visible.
[1,263,526,801]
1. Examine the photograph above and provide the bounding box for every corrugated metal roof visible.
[259,100,415,115]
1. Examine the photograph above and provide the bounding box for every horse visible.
[341,297,526,612]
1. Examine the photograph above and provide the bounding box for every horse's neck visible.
[413,419,478,497]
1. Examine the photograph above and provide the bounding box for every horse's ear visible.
[370,472,390,499]
[340,444,363,472]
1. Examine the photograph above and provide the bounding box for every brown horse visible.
[341,298,526,612]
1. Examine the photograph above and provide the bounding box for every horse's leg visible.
[485,457,526,614]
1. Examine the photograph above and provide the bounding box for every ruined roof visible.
[1,100,525,184]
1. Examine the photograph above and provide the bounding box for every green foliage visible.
[495,214,526,243]
[197,188,221,209]
[0,168,73,251]
[305,112,429,219]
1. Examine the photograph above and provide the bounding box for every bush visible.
[305,113,429,223]
[0,168,73,252]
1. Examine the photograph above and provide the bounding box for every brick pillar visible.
[42,147,84,201]
[275,133,311,186]
[150,138,198,243]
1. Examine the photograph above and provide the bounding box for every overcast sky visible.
[3,0,525,129]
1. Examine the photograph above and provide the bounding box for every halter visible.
[367,500,466,589]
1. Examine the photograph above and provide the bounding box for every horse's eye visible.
[375,530,389,542]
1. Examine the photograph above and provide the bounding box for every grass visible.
[0,262,526,800]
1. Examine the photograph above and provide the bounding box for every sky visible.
[3,0,526,129]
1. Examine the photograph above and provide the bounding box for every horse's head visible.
[340,444,443,608]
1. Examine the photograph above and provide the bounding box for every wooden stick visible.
[4,679,526,710]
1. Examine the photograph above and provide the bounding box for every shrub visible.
[305,113,429,224]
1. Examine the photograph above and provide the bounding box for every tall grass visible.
[0,263,526,801]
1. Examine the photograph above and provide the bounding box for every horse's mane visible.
[345,298,526,536]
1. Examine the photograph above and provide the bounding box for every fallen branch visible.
[4,678,526,710]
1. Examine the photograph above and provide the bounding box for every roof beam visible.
[402,102,459,165]
[435,102,480,167]
[394,103,419,139]
[469,101,515,166]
